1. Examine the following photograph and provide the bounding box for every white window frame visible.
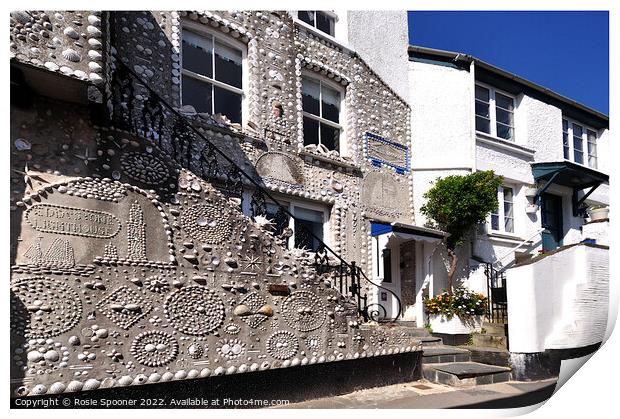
[301,72,347,155]
[241,192,331,251]
[295,11,337,37]
[180,20,248,126]
[562,116,598,169]
[488,185,515,234]
[475,82,516,142]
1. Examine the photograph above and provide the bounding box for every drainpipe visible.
[469,60,477,173]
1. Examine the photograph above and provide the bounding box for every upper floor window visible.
[490,186,514,234]
[562,118,598,169]
[298,11,335,36]
[475,84,515,141]
[302,75,343,152]
[181,28,244,124]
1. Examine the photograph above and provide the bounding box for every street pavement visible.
[274,378,558,409]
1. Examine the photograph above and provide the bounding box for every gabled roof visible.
[408,45,609,130]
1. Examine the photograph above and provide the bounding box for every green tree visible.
[420,171,503,294]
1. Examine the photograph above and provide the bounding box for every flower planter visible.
[428,314,482,334]
[588,207,609,221]
[524,187,538,199]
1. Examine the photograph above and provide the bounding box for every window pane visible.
[491,214,499,231]
[182,75,212,114]
[588,140,597,156]
[573,136,583,152]
[496,108,513,126]
[574,150,583,164]
[588,156,598,169]
[294,206,324,252]
[321,85,340,123]
[563,132,570,159]
[320,123,340,151]
[495,93,514,111]
[504,217,514,233]
[475,100,490,118]
[562,119,568,132]
[182,32,213,78]
[587,129,597,143]
[295,207,324,223]
[299,11,314,26]
[265,202,289,238]
[302,78,320,116]
[572,123,583,137]
[475,85,490,102]
[476,116,490,133]
[303,116,319,146]
[214,41,242,89]
[315,12,334,35]
[497,123,514,141]
[213,85,242,123]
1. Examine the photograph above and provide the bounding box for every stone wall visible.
[10,10,420,398]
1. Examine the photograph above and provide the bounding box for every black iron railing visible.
[484,263,507,324]
[106,53,401,322]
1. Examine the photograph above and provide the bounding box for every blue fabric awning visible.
[370,221,447,240]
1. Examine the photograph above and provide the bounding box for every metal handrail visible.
[107,51,402,321]
[492,227,546,271]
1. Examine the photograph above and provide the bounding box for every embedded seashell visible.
[117,376,133,386]
[174,370,187,380]
[27,351,43,362]
[62,48,81,62]
[11,11,32,25]
[133,374,148,385]
[124,303,140,311]
[257,304,274,317]
[233,304,251,316]
[48,382,66,394]
[66,380,84,392]
[44,350,60,362]
[187,369,199,379]
[213,366,225,376]
[68,335,80,345]
[31,384,47,395]
[14,138,31,151]
[200,368,211,377]
[63,27,80,39]
[148,373,162,383]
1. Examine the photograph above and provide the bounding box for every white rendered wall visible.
[507,245,609,353]
[346,11,409,102]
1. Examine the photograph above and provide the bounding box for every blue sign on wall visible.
[364,132,410,174]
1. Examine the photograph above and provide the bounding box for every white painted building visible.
[407,45,610,356]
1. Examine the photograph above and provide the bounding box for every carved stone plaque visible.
[25,204,121,239]
[255,152,303,184]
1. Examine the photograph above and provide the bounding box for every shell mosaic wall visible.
[10,11,422,398]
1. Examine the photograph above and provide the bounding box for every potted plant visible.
[588,205,609,221]
[424,287,488,334]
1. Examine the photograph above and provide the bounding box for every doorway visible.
[541,193,563,251]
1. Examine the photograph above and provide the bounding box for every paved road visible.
[275,379,558,409]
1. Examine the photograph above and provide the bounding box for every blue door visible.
[541,193,563,251]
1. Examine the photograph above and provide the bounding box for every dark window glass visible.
[293,207,323,252]
[320,124,340,151]
[182,34,213,78]
[475,85,490,102]
[299,11,315,26]
[491,213,499,231]
[382,248,392,283]
[214,41,242,89]
[182,75,212,114]
[321,85,340,123]
[475,100,490,118]
[476,116,490,133]
[265,203,289,238]
[301,78,320,116]
[214,85,242,124]
[495,93,514,111]
[496,123,513,141]
[303,117,319,146]
[315,12,334,35]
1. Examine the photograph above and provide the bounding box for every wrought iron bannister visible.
[485,262,507,324]
[106,53,402,322]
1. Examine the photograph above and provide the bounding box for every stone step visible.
[482,322,508,336]
[459,346,510,367]
[422,362,512,387]
[420,336,443,346]
[422,345,471,364]
[472,333,508,350]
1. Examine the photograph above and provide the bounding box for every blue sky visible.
[408,11,609,115]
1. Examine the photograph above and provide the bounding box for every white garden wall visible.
[506,244,609,353]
